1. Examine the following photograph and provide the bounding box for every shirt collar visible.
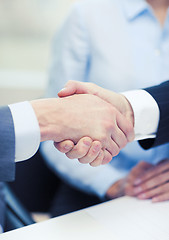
[122,0,149,21]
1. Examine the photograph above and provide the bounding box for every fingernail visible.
[93,144,101,152]
[83,140,91,146]
[134,178,142,185]
[64,144,72,150]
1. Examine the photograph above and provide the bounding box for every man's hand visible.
[54,137,105,167]
[124,161,153,196]
[31,94,133,164]
[106,159,169,202]
[56,81,135,165]
[58,80,134,125]
[106,161,153,200]
[130,159,169,202]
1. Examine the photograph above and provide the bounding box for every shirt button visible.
[154,49,161,56]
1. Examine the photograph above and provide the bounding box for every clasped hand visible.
[54,81,135,166]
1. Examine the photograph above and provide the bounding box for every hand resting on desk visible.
[107,160,169,203]
[127,159,169,202]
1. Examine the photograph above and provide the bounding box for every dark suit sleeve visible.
[139,81,169,149]
[0,106,15,181]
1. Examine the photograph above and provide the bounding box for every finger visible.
[116,111,135,143]
[106,138,120,158]
[134,160,169,185]
[128,162,146,181]
[137,182,169,200]
[106,179,125,199]
[54,140,75,153]
[152,191,169,203]
[110,122,128,150]
[58,80,89,98]
[78,141,102,164]
[89,149,104,167]
[128,161,153,183]
[124,183,136,196]
[102,150,113,165]
[65,137,93,159]
[133,171,169,195]
[157,158,169,165]
[131,161,153,174]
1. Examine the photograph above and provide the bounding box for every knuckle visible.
[93,141,102,148]
[103,153,112,164]
[66,147,84,159]
[112,146,119,157]
[77,148,86,157]
[90,162,98,167]
[157,175,164,183]
[66,152,75,159]
[125,124,133,135]
[103,120,113,131]
[55,143,66,153]
[141,183,148,191]
[90,161,99,167]
[100,135,107,146]
[111,122,116,131]
[90,158,101,167]
[78,158,88,164]
[120,138,128,149]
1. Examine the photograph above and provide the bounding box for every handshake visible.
[31,81,135,166]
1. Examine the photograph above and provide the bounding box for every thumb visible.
[58,80,88,98]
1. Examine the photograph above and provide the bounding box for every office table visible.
[1,196,169,240]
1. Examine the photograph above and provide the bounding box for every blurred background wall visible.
[0,0,76,105]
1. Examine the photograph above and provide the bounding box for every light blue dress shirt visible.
[41,0,169,198]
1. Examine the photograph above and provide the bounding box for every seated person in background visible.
[41,0,169,210]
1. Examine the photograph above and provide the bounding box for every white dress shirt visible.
[9,101,40,162]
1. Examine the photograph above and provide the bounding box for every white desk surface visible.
[1,196,169,240]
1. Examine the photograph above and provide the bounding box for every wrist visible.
[119,94,134,127]
[30,98,63,142]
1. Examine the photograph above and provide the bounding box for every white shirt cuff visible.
[9,101,40,162]
[122,90,160,141]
